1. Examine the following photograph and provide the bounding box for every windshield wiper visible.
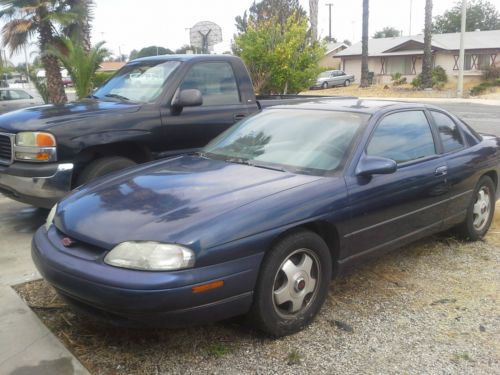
[225,157,286,172]
[104,93,130,101]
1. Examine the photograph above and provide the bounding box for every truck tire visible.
[76,156,137,186]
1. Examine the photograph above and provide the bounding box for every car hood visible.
[55,155,322,249]
[0,100,140,133]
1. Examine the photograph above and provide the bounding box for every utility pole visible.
[326,3,333,42]
[409,0,413,35]
[457,0,467,98]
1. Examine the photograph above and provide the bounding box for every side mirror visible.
[172,89,203,108]
[356,155,397,176]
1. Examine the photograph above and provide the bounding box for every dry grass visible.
[14,206,500,375]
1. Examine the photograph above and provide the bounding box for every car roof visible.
[269,98,440,114]
[130,54,243,64]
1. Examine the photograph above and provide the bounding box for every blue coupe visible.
[32,99,500,336]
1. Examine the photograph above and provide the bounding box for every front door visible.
[343,110,449,262]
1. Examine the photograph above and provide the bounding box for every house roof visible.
[337,29,500,57]
[325,42,348,55]
[98,61,126,71]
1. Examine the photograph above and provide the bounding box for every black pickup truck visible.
[0,55,342,208]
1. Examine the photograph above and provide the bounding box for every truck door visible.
[160,61,253,154]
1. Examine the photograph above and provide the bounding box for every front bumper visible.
[32,226,262,327]
[0,162,73,208]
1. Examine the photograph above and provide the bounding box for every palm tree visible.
[0,0,76,104]
[360,0,370,87]
[61,0,93,53]
[421,0,433,88]
[309,0,318,41]
[46,36,108,99]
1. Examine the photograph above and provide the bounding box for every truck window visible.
[180,62,240,106]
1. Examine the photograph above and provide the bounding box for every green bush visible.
[93,72,114,88]
[470,79,500,96]
[411,66,448,89]
[390,72,407,86]
[483,65,500,81]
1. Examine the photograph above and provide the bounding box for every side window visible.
[180,62,240,106]
[9,90,31,100]
[431,111,464,153]
[367,111,436,164]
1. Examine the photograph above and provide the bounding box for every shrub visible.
[411,66,448,89]
[483,65,500,81]
[390,72,407,86]
[93,72,114,88]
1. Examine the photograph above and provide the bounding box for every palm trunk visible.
[421,0,433,88]
[309,0,318,41]
[38,11,67,104]
[360,0,370,87]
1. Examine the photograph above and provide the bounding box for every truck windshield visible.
[94,60,181,102]
[204,109,369,175]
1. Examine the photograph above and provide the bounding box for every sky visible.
[4,0,500,64]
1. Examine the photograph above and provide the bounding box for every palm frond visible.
[2,19,34,55]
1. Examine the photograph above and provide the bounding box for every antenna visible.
[190,21,223,54]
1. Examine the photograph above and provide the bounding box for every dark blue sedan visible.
[32,99,500,337]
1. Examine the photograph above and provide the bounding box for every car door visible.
[161,61,254,153]
[330,71,341,86]
[428,110,478,225]
[344,110,450,262]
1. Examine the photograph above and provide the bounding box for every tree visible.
[61,0,94,52]
[360,0,370,88]
[175,44,196,54]
[433,0,500,33]
[130,46,173,60]
[309,0,318,41]
[373,26,401,38]
[421,0,433,89]
[235,0,306,33]
[0,0,75,103]
[343,39,352,46]
[234,14,324,94]
[46,36,109,99]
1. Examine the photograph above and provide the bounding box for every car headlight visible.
[104,241,196,271]
[15,132,57,162]
[45,203,57,231]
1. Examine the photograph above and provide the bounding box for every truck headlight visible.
[45,204,57,231]
[15,132,57,162]
[104,242,196,271]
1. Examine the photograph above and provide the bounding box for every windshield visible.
[204,109,368,175]
[318,71,331,78]
[94,60,181,102]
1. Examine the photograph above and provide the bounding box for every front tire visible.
[344,79,351,87]
[76,156,137,186]
[456,176,495,241]
[251,230,332,337]
[321,82,328,89]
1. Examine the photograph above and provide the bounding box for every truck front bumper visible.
[0,162,74,208]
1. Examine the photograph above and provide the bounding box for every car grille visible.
[0,133,13,165]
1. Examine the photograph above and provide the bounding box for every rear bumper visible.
[31,227,262,327]
[0,162,73,208]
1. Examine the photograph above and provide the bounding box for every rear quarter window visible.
[431,111,465,153]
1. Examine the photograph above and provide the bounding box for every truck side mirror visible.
[172,89,203,108]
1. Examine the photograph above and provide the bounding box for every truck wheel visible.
[250,229,332,337]
[344,79,350,87]
[455,176,495,241]
[76,156,136,186]
[321,82,328,89]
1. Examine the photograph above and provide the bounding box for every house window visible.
[385,57,414,75]
[464,54,491,70]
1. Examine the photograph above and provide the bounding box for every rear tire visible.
[455,176,495,241]
[250,230,332,337]
[76,156,136,186]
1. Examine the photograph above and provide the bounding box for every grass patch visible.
[286,349,302,365]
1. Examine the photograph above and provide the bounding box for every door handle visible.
[234,113,246,122]
[434,166,448,176]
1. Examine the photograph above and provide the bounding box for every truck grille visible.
[0,133,13,165]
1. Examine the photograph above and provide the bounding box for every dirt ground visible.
[14,208,500,375]
[301,83,500,99]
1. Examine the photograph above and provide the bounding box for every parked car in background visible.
[62,78,73,87]
[311,70,355,89]
[33,99,500,337]
[0,89,44,114]
[0,54,343,208]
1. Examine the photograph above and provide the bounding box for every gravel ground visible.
[15,211,500,375]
